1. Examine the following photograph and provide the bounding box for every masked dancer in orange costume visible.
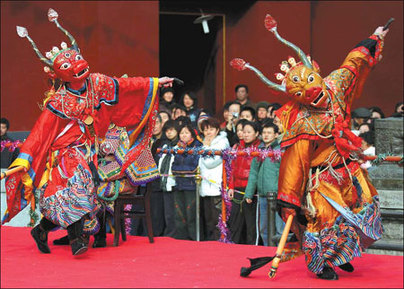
[231,14,389,280]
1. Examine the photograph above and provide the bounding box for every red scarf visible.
[177,137,195,148]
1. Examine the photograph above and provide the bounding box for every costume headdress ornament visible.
[230,14,316,93]
[16,8,79,69]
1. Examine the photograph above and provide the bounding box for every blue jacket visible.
[171,139,202,191]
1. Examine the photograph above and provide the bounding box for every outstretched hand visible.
[158,77,174,88]
[373,26,389,40]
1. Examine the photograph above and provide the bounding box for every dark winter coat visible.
[171,139,202,191]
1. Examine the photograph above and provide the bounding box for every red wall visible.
[311,1,403,116]
[219,1,311,109]
[2,1,402,129]
[217,1,403,117]
[1,1,159,131]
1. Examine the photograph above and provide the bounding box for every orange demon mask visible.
[230,14,330,109]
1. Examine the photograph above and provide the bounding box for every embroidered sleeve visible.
[327,34,384,108]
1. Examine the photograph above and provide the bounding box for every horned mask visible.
[230,14,329,108]
[16,8,90,83]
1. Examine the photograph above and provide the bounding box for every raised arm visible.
[328,26,389,107]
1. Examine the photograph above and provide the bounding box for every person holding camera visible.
[223,101,241,146]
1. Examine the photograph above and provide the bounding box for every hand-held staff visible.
[268,214,294,278]
[383,17,394,31]
[0,166,26,180]
[240,214,294,278]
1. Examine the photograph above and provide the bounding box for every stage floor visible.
[1,226,403,288]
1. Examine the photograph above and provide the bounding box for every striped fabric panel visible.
[302,217,362,274]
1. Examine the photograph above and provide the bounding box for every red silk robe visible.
[2,74,159,229]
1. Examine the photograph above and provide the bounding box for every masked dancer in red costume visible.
[231,14,389,280]
[2,8,174,256]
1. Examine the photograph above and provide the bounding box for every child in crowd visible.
[156,120,180,237]
[359,130,376,171]
[244,121,284,246]
[227,121,261,244]
[171,123,202,240]
[199,117,230,241]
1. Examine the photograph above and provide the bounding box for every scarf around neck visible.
[177,137,195,148]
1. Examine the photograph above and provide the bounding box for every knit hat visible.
[256,101,270,110]
[160,87,175,97]
[352,107,371,118]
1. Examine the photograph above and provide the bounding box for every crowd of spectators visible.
[136,84,288,245]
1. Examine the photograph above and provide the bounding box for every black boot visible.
[31,218,57,254]
[339,262,354,272]
[53,235,69,245]
[93,235,107,248]
[317,266,339,280]
[93,212,107,248]
[67,220,88,256]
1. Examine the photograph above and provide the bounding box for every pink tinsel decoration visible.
[124,204,132,235]
[1,140,22,152]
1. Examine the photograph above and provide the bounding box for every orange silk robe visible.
[276,34,384,273]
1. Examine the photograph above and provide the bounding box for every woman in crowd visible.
[233,119,249,145]
[196,111,210,137]
[157,120,180,237]
[179,91,200,128]
[227,121,261,244]
[159,87,176,113]
[171,123,202,240]
[256,101,270,123]
[199,117,230,241]
[369,106,385,119]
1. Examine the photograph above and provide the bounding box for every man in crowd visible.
[1,118,19,169]
[234,84,255,108]
[240,106,256,122]
[256,101,270,123]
